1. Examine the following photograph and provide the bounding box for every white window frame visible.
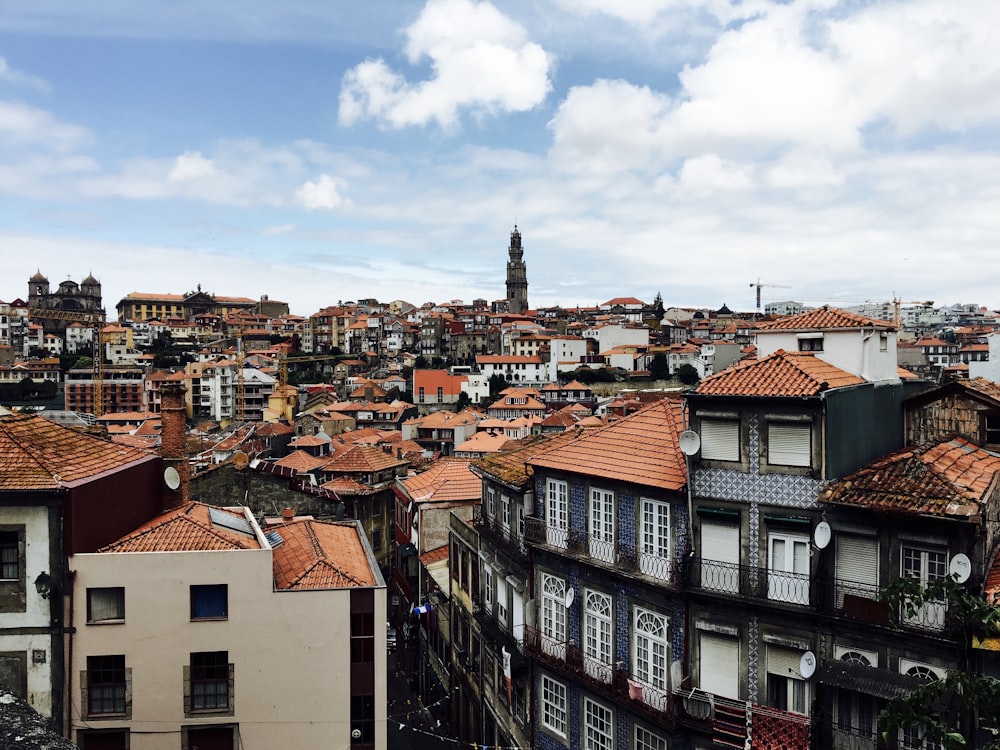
[583,589,613,683]
[765,645,809,715]
[583,696,614,750]
[768,531,810,604]
[901,545,947,629]
[639,498,670,579]
[635,725,668,750]
[501,495,511,531]
[486,488,496,519]
[540,674,567,738]
[700,419,740,461]
[541,573,567,661]
[633,607,669,707]
[589,488,615,563]
[546,479,569,548]
[483,566,494,614]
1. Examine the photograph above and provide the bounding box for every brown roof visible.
[101,502,262,552]
[275,450,330,473]
[271,519,376,589]
[472,430,586,488]
[819,437,1000,518]
[757,306,895,331]
[398,458,481,503]
[324,445,408,473]
[696,350,865,397]
[419,545,449,565]
[0,413,155,491]
[529,399,688,491]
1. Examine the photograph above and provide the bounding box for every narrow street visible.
[387,644,454,749]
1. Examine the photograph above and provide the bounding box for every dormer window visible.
[982,414,1000,446]
[797,333,824,352]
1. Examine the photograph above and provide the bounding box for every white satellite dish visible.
[950,553,971,583]
[799,651,816,679]
[813,521,832,550]
[564,588,575,608]
[163,466,180,490]
[679,430,701,457]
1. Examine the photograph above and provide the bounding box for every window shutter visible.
[836,535,878,590]
[700,420,739,461]
[766,645,802,676]
[700,633,739,698]
[768,423,811,466]
[701,522,739,564]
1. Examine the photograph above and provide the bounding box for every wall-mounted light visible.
[34,571,53,599]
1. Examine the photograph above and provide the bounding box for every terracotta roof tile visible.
[0,413,155,490]
[275,450,330,472]
[472,430,586,488]
[419,545,449,565]
[529,398,688,491]
[398,458,481,503]
[696,350,865,397]
[101,502,262,552]
[819,437,1000,518]
[271,519,376,589]
[324,445,408,473]
[757,306,895,331]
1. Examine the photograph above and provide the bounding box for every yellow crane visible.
[749,279,792,312]
[93,324,104,418]
[893,294,934,328]
[235,329,245,423]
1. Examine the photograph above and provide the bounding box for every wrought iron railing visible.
[472,506,528,559]
[688,558,812,606]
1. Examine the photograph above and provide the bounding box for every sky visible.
[1,0,999,319]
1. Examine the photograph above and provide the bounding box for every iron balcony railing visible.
[688,557,812,606]
[472,506,528,560]
[523,517,679,586]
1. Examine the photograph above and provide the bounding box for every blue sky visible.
[2,0,999,318]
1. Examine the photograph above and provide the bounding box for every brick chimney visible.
[281,507,295,522]
[159,381,190,510]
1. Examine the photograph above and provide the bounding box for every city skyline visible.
[2,0,999,317]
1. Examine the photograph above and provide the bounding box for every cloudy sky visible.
[2,0,998,318]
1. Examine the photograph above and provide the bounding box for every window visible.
[183,725,236,750]
[0,531,18,580]
[190,584,228,620]
[766,646,808,715]
[487,488,496,519]
[583,589,613,682]
[76,729,130,750]
[798,335,823,351]
[497,575,508,628]
[835,687,877,741]
[188,651,232,713]
[768,532,810,604]
[484,565,494,613]
[501,495,511,531]
[767,422,812,467]
[540,573,567,660]
[700,419,739,461]
[984,414,1000,446]
[699,632,739,698]
[0,527,25,614]
[639,498,670,579]
[699,520,740,593]
[635,726,668,750]
[351,610,375,663]
[351,694,375,745]
[900,662,944,750]
[633,607,669,704]
[545,479,568,548]
[588,488,615,563]
[902,545,947,629]
[835,534,878,607]
[583,697,614,750]
[86,655,128,717]
[540,674,567,737]
[87,588,125,623]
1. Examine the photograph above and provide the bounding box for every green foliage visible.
[414,355,428,369]
[488,373,509,397]
[676,363,700,385]
[649,352,669,381]
[456,391,472,411]
[878,575,1000,749]
[73,356,94,370]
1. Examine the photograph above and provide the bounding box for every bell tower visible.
[505,225,529,314]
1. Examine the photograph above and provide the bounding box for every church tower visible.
[505,224,529,314]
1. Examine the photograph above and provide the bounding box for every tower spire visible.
[505,224,528,314]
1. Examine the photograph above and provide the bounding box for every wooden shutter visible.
[701,521,739,564]
[700,633,739,698]
[700,420,739,461]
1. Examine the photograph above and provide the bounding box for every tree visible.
[650,352,670,381]
[676,363,700,386]
[456,391,472,411]
[488,373,509,398]
[414,355,428,369]
[878,575,1000,749]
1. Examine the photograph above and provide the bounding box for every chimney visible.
[281,507,295,522]
[159,381,190,510]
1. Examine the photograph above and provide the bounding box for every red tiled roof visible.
[696,350,865,397]
[419,545,449,565]
[324,445,408,473]
[101,502,262,552]
[472,430,586,487]
[819,437,1000,518]
[757,306,895,331]
[270,519,376,589]
[398,458,480,503]
[529,399,688,491]
[0,414,155,490]
[275,450,329,472]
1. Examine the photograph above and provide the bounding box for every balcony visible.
[524,517,679,588]
[674,689,811,748]
[472,506,527,560]
[524,626,675,725]
[688,558,812,606]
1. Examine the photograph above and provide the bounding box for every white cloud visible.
[0,57,51,92]
[679,154,754,193]
[339,0,552,129]
[0,100,91,152]
[296,174,349,211]
[263,223,296,236]
[168,151,217,182]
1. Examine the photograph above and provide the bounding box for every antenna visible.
[564,587,575,608]
[813,521,832,550]
[799,651,816,679]
[163,466,180,490]
[679,430,701,456]
[950,553,971,583]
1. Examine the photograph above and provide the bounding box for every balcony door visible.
[768,532,810,604]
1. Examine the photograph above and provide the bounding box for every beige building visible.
[69,502,387,750]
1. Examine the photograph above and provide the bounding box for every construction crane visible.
[93,324,105,418]
[893,294,934,328]
[235,329,245,423]
[749,279,792,312]
[278,353,340,388]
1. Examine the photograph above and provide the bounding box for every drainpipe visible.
[64,569,76,740]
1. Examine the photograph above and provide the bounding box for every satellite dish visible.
[799,651,816,679]
[679,430,701,457]
[163,466,180,490]
[564,588,575,608]
[813,521,832,550]
[233,451,249,470]
[950,553,971,583]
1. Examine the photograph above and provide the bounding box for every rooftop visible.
[695,350,866,397]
